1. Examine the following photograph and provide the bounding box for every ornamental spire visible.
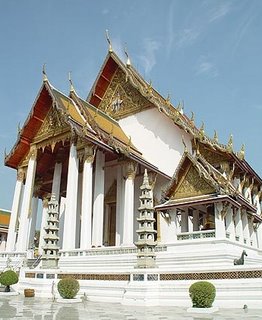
[42,64,48,82]
[213,130,218,143]
[124,44,131,67]
[105,29,113,52]
[227,134,233,152]
[68,71,76,93]
[238,144,245,160]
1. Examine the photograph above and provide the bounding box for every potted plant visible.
[189,281,216,309]
[57,277,80,299]
[0,270,18,292]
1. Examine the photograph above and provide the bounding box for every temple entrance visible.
[104,180,117,246]
[108,203,116,246]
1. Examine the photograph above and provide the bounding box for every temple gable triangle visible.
[34,106,70,143]
[171,164,216,200]
[98,68,152,120]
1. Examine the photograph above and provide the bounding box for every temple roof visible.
[87,50,262,185]
[4,75,165,178]
[157,151,260,220]
[0,209,11,229]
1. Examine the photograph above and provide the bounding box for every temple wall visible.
[119,108,192,177]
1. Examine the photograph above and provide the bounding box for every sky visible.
[0,0,262,211]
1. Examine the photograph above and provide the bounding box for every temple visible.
[1,43,262,307]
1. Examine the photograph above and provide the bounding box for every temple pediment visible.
[96,67,153,120]
[171,164,216,199]
[33,106,70,144]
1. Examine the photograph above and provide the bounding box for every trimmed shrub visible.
[0,270,19,292]
[189,281,216,308]
[57,278,80,299]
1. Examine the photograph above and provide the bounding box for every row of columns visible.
[159,203,262,249]
[6,141,139,253]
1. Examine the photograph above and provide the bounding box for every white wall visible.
[119,108,192,177]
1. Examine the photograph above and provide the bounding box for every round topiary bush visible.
[189,281,216,308]
[0,270,19,292]
[57,277,80,299]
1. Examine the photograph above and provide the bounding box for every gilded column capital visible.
[17,168,25,182]
[125,161,137,180]
[29,145,37,160]
[70,130,78,146]
[84,145,96,163]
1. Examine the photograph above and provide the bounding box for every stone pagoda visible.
[41,194,60,269]
[135,169,157,268]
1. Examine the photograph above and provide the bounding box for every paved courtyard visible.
[0,295,262,320]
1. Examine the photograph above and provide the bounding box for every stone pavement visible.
[0,295,262,320]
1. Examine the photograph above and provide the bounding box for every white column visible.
[38,197,49,255]
[27,196,38,249]
[242,210,251,245]
[249,217,257,247]
[215,202,226,239]
[235,208,244,243]
[58,196,66,248]
[193,210,199,231]
[62,142,79,250]
[225,205,235,241]
[51,162,62,200]
[181,208,189,232]
[92,150,105,247]
[122,161,137,246]
[6,168,24,252]
[256,222,262,249]
[80,146,94,249]
[16,146,37,252]
[115,165,123,246]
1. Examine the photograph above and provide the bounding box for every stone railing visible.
[177,230,216,241]
[59,245,167,257]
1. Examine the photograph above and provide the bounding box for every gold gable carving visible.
[99,68,152,119]
[171,165,215,199]
[34,106,69,143]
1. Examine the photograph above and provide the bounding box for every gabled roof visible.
[5,77,168,178]
[158,151,258,215]
[87,50,262,185]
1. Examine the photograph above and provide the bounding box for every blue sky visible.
[0,0,261,210]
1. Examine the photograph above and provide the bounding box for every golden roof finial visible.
[227,134,233,151]
[105,29,113,52]
[166,93,171,105]
[124,44,131,67]
[190,111,195,124]
[68,71,75,93]
[200,121,205,136]
[238,144,245,160]
[213,130,218,143]
[42,63,48,82]
[178,101,184,114]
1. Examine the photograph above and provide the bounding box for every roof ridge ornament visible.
[213,130,218,143]
[199,121,205,139]
[227,134,233,152]
[42,63,48,82]
[124,44,131,67]
[181,135,188,153]
[68,71,76,93]
[190,111,195,124]
[105,29,113,53]
[238,144,245,160]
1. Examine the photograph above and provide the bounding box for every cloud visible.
[138,38,160,75]
[176,28,200,48]
[195,57,218,78]
[207,2,232,23]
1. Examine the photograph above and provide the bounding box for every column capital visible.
[125,161,137,180]
[29,145,37,160]
[70,131,78,146]
[17,168,25,182]
[84,145,96,163]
